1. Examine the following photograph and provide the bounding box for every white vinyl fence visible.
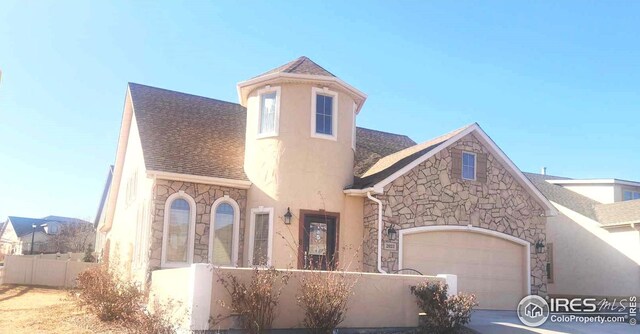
[2,255,97,288]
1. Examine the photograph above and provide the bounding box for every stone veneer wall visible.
[363,134,548,295]
[149,179,247,269]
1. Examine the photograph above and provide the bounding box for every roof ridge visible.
[285,56,308,73]
[128,82,243,107]
[357,126,415,143]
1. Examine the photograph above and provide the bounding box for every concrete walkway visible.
[467,310,637,334]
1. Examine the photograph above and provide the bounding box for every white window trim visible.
[161,191,197,268]
[256,85,281,139]
[208,195,240,267]
[310,87,338,141]
[461,151,477,181]
[351,102,357,151]
[248,206,274,267]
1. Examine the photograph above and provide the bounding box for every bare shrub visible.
[74,264,178,333]
[296,265,357,334]
[216,267,290,334]
[410,280,477,334]
[75,264,144,322]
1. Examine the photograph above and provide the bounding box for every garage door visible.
[402,230,526,310]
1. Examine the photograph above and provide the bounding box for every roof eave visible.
[237,72,367,113]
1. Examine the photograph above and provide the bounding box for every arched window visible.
[162,192,196,267]
[209,196,240,266]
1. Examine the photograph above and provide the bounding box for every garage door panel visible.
[402,230,526,310]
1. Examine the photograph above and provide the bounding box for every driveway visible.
[468,310,637,334]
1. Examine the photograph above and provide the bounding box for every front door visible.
[300,211,338,270]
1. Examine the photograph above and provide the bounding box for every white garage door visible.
[402,230,527,310]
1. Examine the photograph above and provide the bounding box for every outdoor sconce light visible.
[535,240,545,253]
[284,207,292,225]
[387,225,398,241]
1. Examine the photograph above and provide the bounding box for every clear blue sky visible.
[1,1,638,222]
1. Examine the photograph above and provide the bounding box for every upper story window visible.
[311,87,338,140]
[623,190,640,201]
[162,192,196,267]
[462,152,476,180]
[257,86,281,138]
[210,196,240,266]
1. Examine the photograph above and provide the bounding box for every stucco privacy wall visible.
[149,179,247,268]
[208,267,445,329]
[363,133,548,295]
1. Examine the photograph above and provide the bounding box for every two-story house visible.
[526,172,640,298]
[96,57,556,310]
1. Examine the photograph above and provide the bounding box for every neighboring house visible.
[93,165,114,260]
[526,173,640,298]
[96,56,556,310]
[0,215,94,254]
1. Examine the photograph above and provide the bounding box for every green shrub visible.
[410,280,477,334]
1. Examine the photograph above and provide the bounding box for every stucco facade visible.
[363,134,548,295]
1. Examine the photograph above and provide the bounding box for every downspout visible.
[367,191,387,274]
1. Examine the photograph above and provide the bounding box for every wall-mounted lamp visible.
[387,225,397,241]
[535,240,545,253]
[284,207,292,225]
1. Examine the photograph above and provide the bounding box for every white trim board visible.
[547,179,640,187]
[237,72,367,114]
[397,225,532,295]
[147,170,252,189]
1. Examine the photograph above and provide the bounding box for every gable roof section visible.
[354,127,417,177]
[7,216,49,237]
[94,165,114,228]
[526,172,640,226]
[595,199,640,226]
[129,83,248,181]
[254,56,336,78]
[524,173,600,220]
[348,123,557,215]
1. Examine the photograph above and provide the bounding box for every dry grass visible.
[0,284,126,334]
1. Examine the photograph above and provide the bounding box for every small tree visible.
[83,243,96,262]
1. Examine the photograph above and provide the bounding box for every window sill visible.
[311,132,337,141]
[256,132,278,139]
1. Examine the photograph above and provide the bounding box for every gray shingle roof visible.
[254,56,336,78]
[594,199,640,225]
[524,172,600,220]
[354,127,417,177]
[525,172,640,225]
[129,83,249,181]
[5,216,89,238]
[349,125,471,189]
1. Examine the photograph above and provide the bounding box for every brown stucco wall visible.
[363,134,548,295]
[149,179,247,269]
